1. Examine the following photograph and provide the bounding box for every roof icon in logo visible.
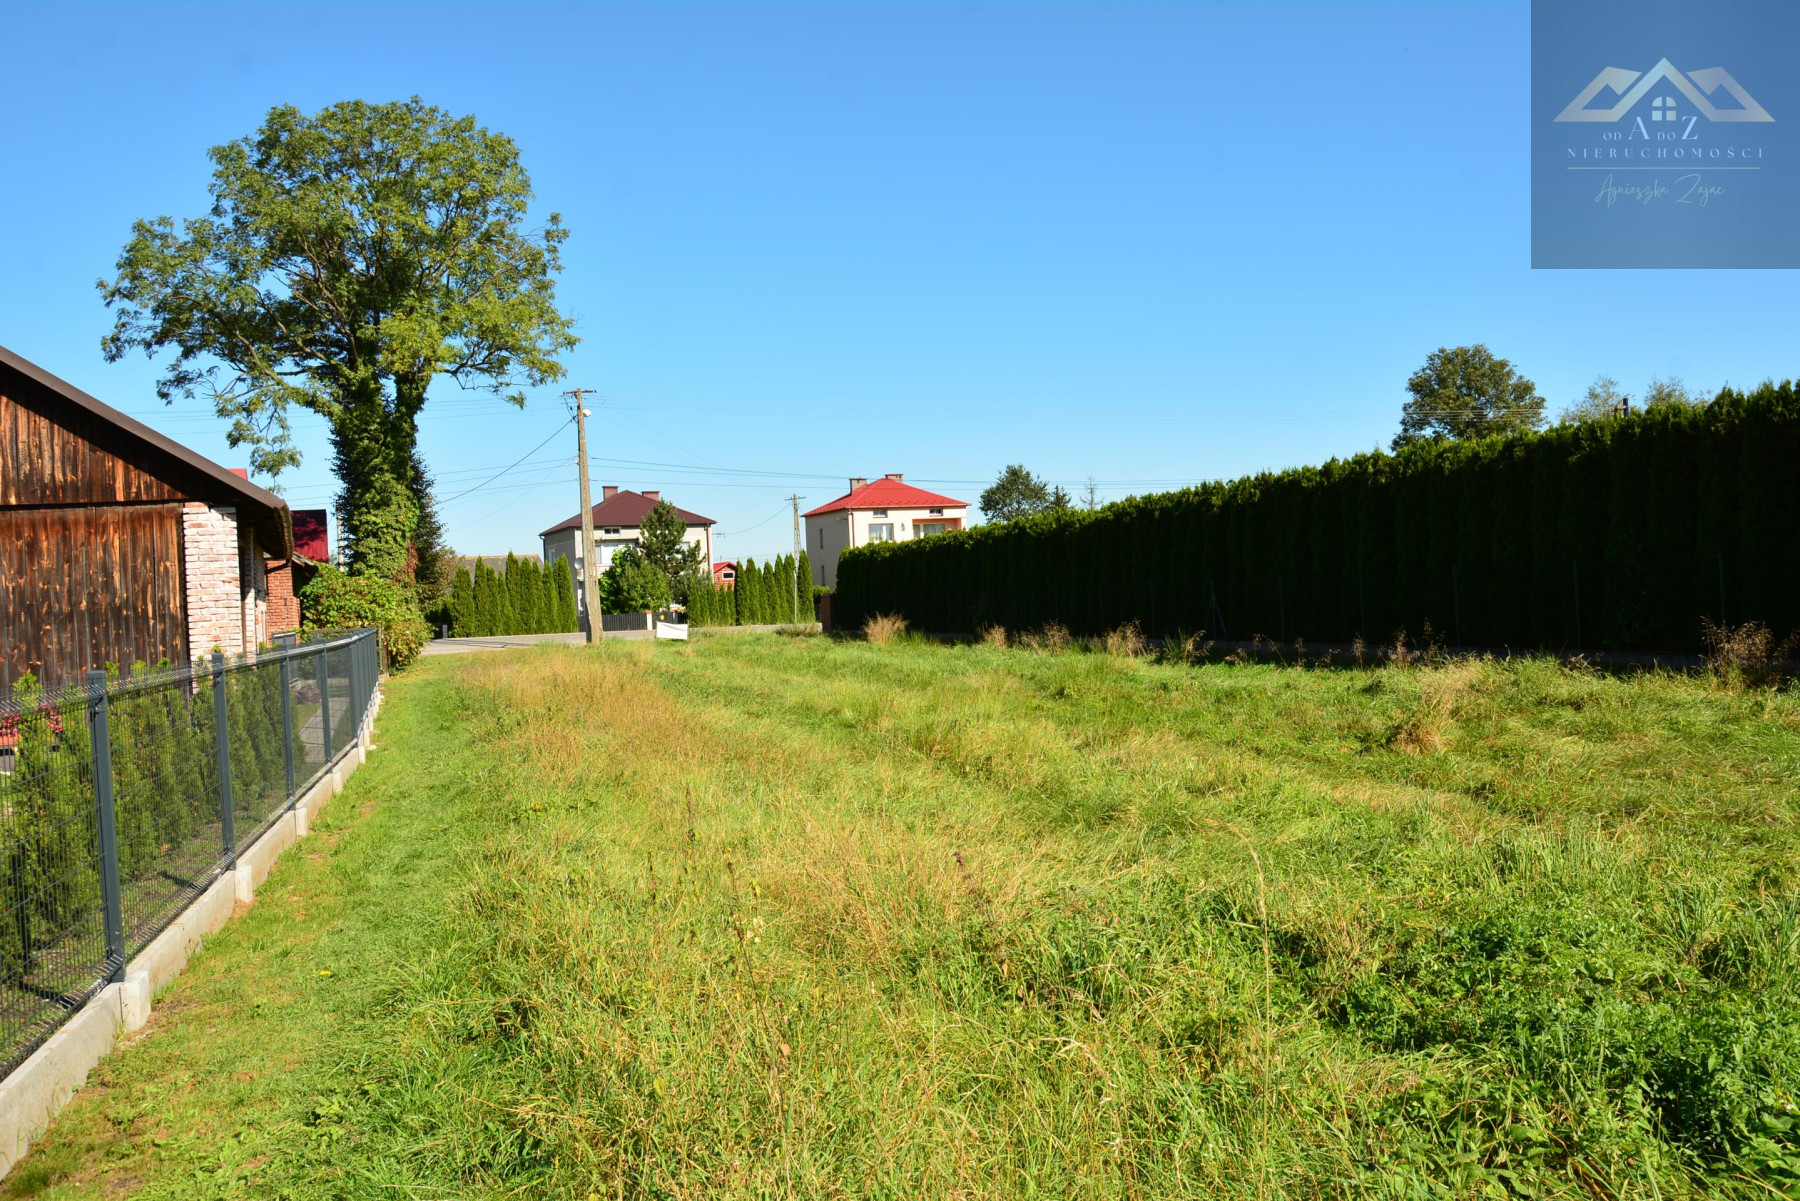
[1554,58,1773,122]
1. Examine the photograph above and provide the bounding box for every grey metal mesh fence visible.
[227,658,291,856]
[0,629,378,1080]
[108,665,227,954]
[326,642,352,762]
[0,678,109,1079]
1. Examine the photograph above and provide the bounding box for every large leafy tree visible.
[1393,345,1544,449]
[980,464,1072,523]
[99,97,578,581]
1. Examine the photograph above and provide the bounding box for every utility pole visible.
[790,493,803,623]
[565,389,601,644]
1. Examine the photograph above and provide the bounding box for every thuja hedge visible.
[688,551,815,627]
[837,381,1800,652]
[447,554,579,638]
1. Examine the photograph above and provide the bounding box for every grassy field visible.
[8,633,1800,1199]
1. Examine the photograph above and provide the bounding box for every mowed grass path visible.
[8,636,1800,1199]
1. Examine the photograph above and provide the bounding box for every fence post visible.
[87,670,125,983]
[316,638,332,765]
[358,630,371,736]
[276,633,296,805]
[212,653,235,868]
[347,636,361,745]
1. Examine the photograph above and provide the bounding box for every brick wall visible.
[266,558,299,634]
[182,503,243,660]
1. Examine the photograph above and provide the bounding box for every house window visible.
[603,527,621,535]
[928,508,943,516]
[916,522,948,537]
[817,528,824,549]
[722,571,734,581]
[872,509,887,518]
[1652,95,1676,121]
[868,523,895,542]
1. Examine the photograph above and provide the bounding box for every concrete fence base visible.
[0,686,383,1179]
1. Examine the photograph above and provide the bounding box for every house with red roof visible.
[540,487,715,618]
[803,474,969,588]
[712,561,737,590]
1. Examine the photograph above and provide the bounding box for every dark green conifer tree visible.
[449,567,475,636]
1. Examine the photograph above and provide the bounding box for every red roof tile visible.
[804,477,968,517]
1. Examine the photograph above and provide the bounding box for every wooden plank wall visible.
[0,505,188,691]
[1,376,194,691]
[0,505,187,691]
[0,385,186,507]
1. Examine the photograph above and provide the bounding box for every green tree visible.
[502,554,522,633]
[740,558,764,624]
[720,575,739,626]
[550,557,578,631]
[638,500,707,602]
[470,561,492,635]
[99,97,578,581]
[492,563,518,633]
[448,566,475,636]
[687,579,716,626]
[600,546,673,614]
[1643,374,1704,410]
[410,454,455,608]
[1394,345,1544,449]
[797,549,815,616]
[1561,374,1630,424]
[980,465,1072,523]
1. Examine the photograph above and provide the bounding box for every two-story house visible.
[803,475,969,589]
[540,487,715,617]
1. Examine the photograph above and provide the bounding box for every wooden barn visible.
[0,344,298,690]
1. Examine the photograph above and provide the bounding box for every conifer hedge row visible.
[687,551,814,627]
[447,554,579,637]
[838,382,1800,652]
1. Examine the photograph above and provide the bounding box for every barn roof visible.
[0,343,292,554]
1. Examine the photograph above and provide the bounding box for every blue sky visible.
[4,2,1796,565]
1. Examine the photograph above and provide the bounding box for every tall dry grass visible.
[862,612,908,645]
[1702,618,1798,690]
[1101,621,1147,657]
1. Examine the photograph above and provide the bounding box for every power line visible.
[713,501,793,536]
[436,418,574,505]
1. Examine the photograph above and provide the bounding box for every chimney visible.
[884,473,903,481]
[849,477,868,492]
[643,490,661,502]
[601,485,618,500]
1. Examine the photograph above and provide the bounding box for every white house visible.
[540,487,715,616]
[803,474,970,589]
